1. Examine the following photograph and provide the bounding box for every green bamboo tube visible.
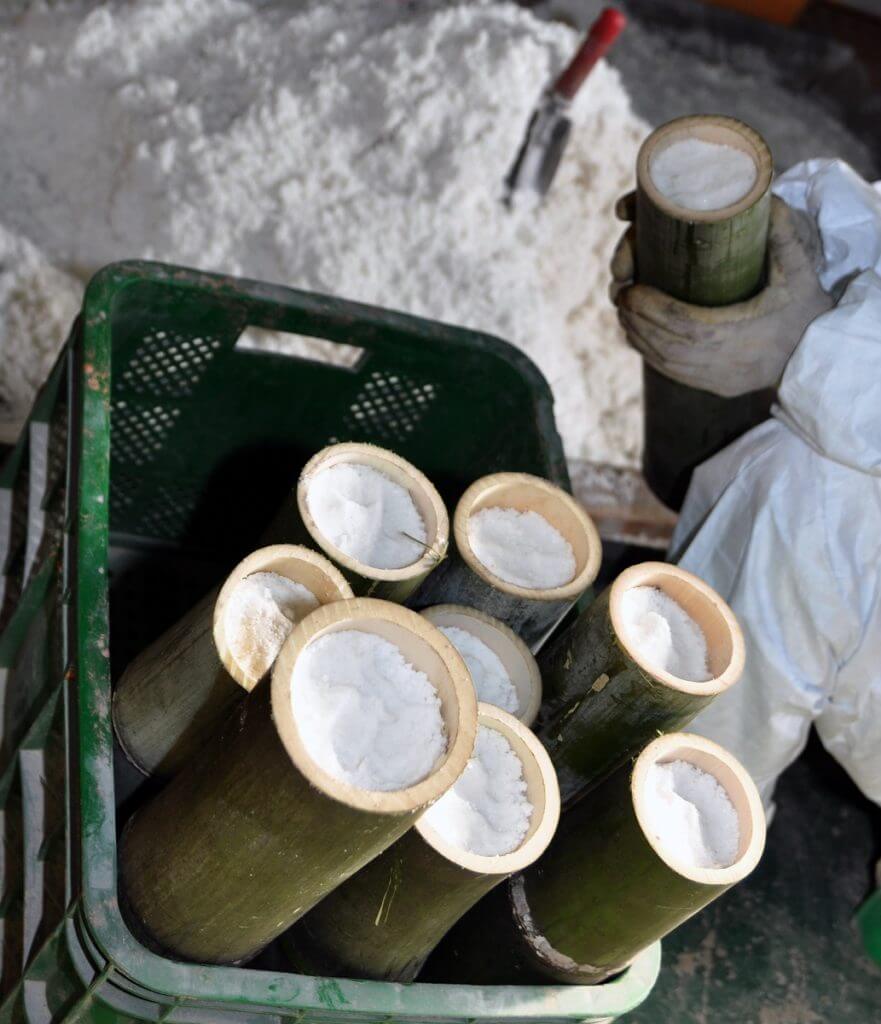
[266,442,449,602]
[112,544,353,778]
[421,605,542,726]
[286,703,560,982]
[120,598,477,966]
[538,562,744,806]
[410,474,601,653]
[506,733,766,984]
[636,115,774,509]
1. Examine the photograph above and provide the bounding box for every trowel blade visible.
[504,95,572,204]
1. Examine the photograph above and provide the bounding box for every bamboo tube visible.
[636,115,775,510]
[120,598,477,966]
[267,442,449,602]
[409,474,601,652]
[506,733,766,984]
[538,562,744,806]
[286,703,560,982]
[112,544,353,778]
[421,605,542,726]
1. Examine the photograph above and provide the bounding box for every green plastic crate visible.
[3,261,660,1023]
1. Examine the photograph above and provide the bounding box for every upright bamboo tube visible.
[410,474,601,652]
[421,605,542,726]
[538,562,744,806]
[120,598,477,965]
[286,704,560,982]
[112,544,353,778]
[267,443,449,601]
[636,115,774,509]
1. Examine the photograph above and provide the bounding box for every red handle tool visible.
[553,8,627,102]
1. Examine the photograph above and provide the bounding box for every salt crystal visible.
[306,462,427,570]
[642,760,740,869]
[468,507,576,590]
[422,725,532,857]
[619,586,711,682]
[290,629,446,791]
[440,625,519,715]
[223,571,319,682]
[650,138,758,211]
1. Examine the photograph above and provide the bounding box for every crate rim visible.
[73,260,660,1019]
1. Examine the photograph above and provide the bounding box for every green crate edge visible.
[73,261,661,1021]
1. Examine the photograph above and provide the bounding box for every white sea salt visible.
[619,585,711,682]
[439,625,519,715]
[642,760,740,869]
[290,629,446,791]
[650,137,758,211]
[306,462,427,570]
[223,571,319,682]
[422,725,532,857]
[468,507,576,590]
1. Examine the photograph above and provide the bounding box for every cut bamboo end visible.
[609,561,745,696]
[213,544,353,691]
[454,473,601,603]
[420,605,542,726]
[416,703,560,875]
[636,115,773,224]
[297,443,449,583]
[271,597,477,815]
[632,732,766,887]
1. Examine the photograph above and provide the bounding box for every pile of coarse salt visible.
[650,138,757,211]
[422,724,532,857]
[223,571,319,682]
[306,462,427,570]
[290,629,446,792]
[0,0,647,466]
[619,585,711,682]
[468,507,576,590]
[440,625,519,715]
[642,759,740,869]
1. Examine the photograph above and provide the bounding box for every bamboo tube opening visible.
[271,597,477,814]
[454,474,601,602]
[297,443,449,581]
[415,703,560,875]
[213,545,353,690]
[632,732,766,886]
[609,562,744,694]
[420,605,542,726]
[637,115,773,224]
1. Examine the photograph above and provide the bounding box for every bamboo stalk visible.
[421,604,542,726]
[120,598,477,966]
[265,442,449,602]
[285,703,559,982]
[636,115,774,509]
[112,544,353,778]
[538,562,744,806]
[409,474,601,652]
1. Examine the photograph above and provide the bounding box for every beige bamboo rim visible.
[420,605,542,726]
[609,561,744,695]
[632,732,766,887]
[213,545,353,691]
[637,115,773,223]
[272,597,477,815]
[415,703,560,875]
[453,473,601,602]
[297,443,449,581]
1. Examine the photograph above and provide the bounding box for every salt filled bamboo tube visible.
[286,703,560,983]
[112,544,353,779]
[120,598,477,966]
[636,115,775,509]
[410,474,601,653]
[267,442,449,602]
[538,562,744,806]
[421,605,542,726]
[503,734,766,984]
